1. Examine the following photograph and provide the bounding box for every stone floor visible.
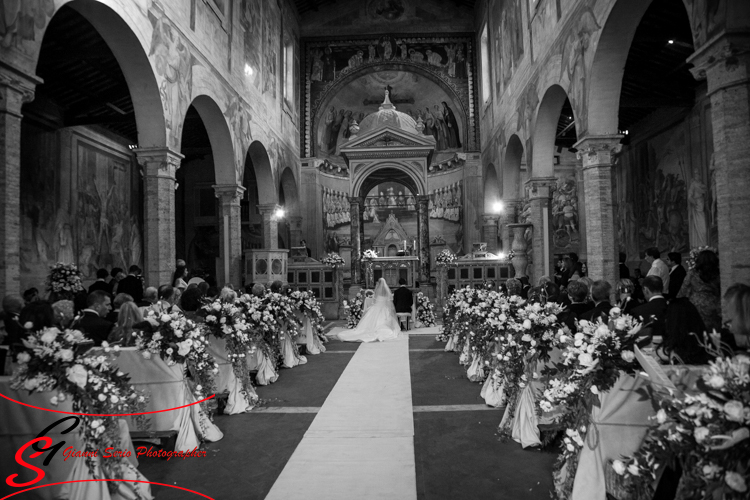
[136,325,556,499]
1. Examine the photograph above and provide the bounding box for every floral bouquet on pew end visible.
[290,290,327,340]
[201,297,258,406]
[613,353,750,500]
[46,262,85,297]
[12,326,148,487]
[494,300,564,439]
[536,308,643,500]
[135,310,218,410]
[416,292,436,328]
[238,293,283,362]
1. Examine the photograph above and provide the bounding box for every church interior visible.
[1,0,750,499]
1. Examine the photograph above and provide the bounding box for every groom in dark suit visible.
[393,278,413,314]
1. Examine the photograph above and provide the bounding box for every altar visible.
[371,256,420,288]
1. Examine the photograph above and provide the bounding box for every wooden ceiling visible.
[293,0,476,17]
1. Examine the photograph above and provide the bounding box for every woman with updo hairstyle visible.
[615,279,640,315]
[505,278,522,297]
[678,249,721,331]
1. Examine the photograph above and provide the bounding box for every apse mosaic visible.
[302,33,478,158]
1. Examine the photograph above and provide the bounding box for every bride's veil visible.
[374,278,392,300]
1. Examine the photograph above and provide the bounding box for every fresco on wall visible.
[263,0,279,98]
[558,5,600,135]
[614,126,690,260]
[149,11,200,148]
[0,0,54,49]
[491,0,524,97]
[20,129,143,290]
[688,0,726,47]
[240,0,262,89]
[303,34,477,156]
[316,71,464,158]
[551,173,580,254]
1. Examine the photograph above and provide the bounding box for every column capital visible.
[688,31,750,92]
[482,214,500,225]
[258,203,282,215]
[573,135,624,169]
[0,61,42,116]
[213,183,246,204]
[525,177,556,199]
[347,195,365,208]
[135,147,183,179]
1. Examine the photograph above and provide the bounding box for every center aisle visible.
[265,333,417,499]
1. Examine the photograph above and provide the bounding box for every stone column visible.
[288,215,303,250]
[214,184,245,287]
[482,214,500,254]
[497,199,519,253]
[258,203,282,250]
[417,195,431,283]
[135,147,183,288]
[349,196,363,284]
[526,177,556,282]
[688,33,750,301]
[574,136,622,289]
[0,63,40,296]
[462,155,483,255]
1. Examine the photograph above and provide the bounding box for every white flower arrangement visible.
[46,262,85,295]
[362,249,379,260]
[435,249,456,267]
[321,252,346,268]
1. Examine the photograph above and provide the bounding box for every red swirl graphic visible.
[0,392,215,417]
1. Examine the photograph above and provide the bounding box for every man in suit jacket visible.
[88,268,111,295]
[393,278,413,314]
[73,290,114,346]
[619,252,631,280]
[631,276,668,338]
[117,265,144,303]
[559,281,593,330]
[666,252,686,300]
[580,280,613,322]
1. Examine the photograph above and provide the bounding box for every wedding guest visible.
[659,298,710,365]
[615,279,640,315]
[619,252,630,280]
[187,277,205,289]
[109,268,124,295]
[580,281,613,322]
[23,287,40,304]
[677,249,721,332]
[665,252,686,300]
[107,293,133,323]
[19,301,55,334]
[393,278,413,316]
[559,281,593,330]
[173,262,189,291]
[578,277,595,306]
[645,247,670,295]
[543,282,564,306]
[180,287,205,322]
[71,291,113,346]
[2,295,24,364]
[251,283,266,298]
[220,287,237,303]
[724,283,750,349]
[88,269,111,295]
[631,276,668,338]
[51,300,75,328]
[117,265,143,303]
[301,239,312,258]
[108,301,143,346]
[172,287,183,312]
[519,276,531,299]
[270,281,283,293]
[556,256,573,288]
[138,287,157,311]
[198,281,210,296]
[569,252,584,277]
[206,286,220,300]
[154,285,176,313]
[632,268,645,302]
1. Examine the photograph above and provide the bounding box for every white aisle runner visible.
[265,333,416,500]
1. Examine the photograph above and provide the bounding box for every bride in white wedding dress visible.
[333,278,401,342]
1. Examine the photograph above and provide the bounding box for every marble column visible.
[349,196,363,284]
[0,63,40,296]
[574,136,622,290]
[135,147,183,288]
[689,33,750,302]
[527,177,556,282]
[258,203,282,250]
[482,214,500,254]
[497,200,519,253]
[288,215,304,250]
[417,195,431,283]
[214,184,245,287]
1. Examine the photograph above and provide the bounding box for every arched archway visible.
[531,84,575,178]
[16,2,165,291]
[188,95,236,185]
[503,134,524,201]
[60,1,166,147]
[244,141,277,205]
[278,167,300,249]
[352,163,426,198]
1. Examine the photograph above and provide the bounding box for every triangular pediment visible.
[341,125,436,151]
[373,213,409,246]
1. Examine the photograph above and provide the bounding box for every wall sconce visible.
[274,207,286,220]
[492,201,504,213]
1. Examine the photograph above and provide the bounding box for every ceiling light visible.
[493,201,504,213]
[668,40,674,44]
[274,207,285,219]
